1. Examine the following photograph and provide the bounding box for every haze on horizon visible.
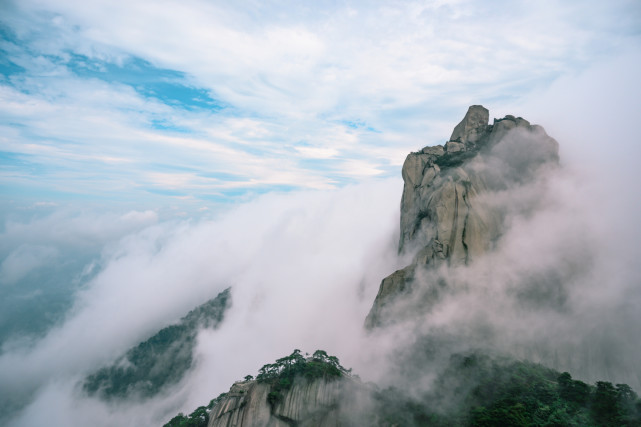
[1,1,641,426]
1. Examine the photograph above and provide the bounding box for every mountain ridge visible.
[83,287,231,399]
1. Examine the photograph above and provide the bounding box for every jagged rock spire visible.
[449,105,489,144]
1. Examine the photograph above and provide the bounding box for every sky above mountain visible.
[1,0,640,215]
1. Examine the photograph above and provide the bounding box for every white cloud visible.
[0,178,402,426]
[0,244,59,285]
[2,0,639,204]
[294,145,340,159]
[0,209,159,253]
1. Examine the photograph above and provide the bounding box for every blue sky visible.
[1,0,640,215]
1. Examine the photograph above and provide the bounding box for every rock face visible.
[208,377,364,427]
[366,106,558,328]
[449,104,489,144]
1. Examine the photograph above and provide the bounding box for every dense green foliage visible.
[84,288,230,399]
[161,392,228,427]
[256,349,351,406]
[163,406,209,427]
[373,353,641,427]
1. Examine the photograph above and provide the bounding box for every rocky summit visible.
[365,105,559,328]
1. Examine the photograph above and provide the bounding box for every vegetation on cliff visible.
[256,348,351,406]
[162,349,350,427]
[84,288,230,399]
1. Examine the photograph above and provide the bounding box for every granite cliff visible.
[365,105,559,328]
[207,377,364,427]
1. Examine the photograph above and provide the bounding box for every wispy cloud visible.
[1,0,639,206]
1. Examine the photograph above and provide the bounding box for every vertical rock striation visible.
[208,377,365,427]
[208,381,274,427]
[366,106,559,328]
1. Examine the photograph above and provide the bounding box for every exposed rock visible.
[208,377,366,427]
[449,104,489,144]
[366,106,559,328]
[208,381,274,427]
[364,266,414,329]
[444,140,464,153]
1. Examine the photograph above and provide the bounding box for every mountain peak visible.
[449,104,489,145]
[366,106,559,328]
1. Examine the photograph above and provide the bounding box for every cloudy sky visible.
[1,0,639,214]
